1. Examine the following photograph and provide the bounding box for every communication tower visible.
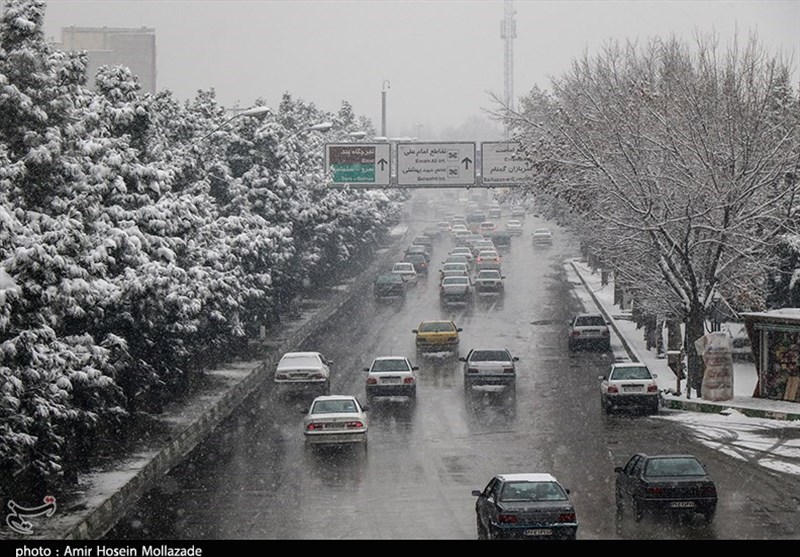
[500,0,516,137]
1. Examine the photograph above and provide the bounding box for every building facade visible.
[58,26,156,95]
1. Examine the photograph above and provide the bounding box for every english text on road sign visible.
[325,143,392,186]
[480,141,534,185]
[396,142,476,187]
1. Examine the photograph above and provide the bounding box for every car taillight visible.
[602,330,610,337]
[345,421,364,429]
[467,367,479,374]
[503,367,514,374]
[647,384,658,393]
[307,423,322,431]
[557,512,576,523]
[645,486,664,495]
[571,331,581,337]
[607,385,619,393]
[275,373,288,380]
[700,485,717,496]
[497,514,518,524]
[366,377,377,385]
[403,377,415,384]
[309,372,325,379]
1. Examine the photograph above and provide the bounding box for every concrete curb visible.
[24,228,413,541]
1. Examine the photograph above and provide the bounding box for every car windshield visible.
[419,322,455,333]
[311,399,358,414]
[500,481,568,502]
[371,359,410,372]
[576,315,606,326]
[471,350,510,362]
[610,366,652,380]
[644,457,706,477]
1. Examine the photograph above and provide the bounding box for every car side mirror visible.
[363,368,370,372]
[412,366,419,371]
[459,357,467,362]
[614,466,623,473]
[471,490,482,497]
[457,328,463,332]
[412,329,419,334]
[652,373,658,378]
[512,356,519,361]
[599,375,607,380]
[362,405,369,412]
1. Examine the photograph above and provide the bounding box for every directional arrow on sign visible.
[378,158,387,171]
[462,157,472,170]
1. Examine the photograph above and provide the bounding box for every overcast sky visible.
[41,0,800,137]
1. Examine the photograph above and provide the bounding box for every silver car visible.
[461,348,518,391]
[274,351,332,397]
[364,356,418,402]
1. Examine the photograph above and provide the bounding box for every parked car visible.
[373,273,406,302]
[275,351,332,397]
[506,219,523,236]
[472,473,578,540]
[404,253,429,276]
[599,362,660,414]
[475,249,502,272]
[303,395,368,451]
[532,228,553,246]
[615,453,717,524]
[413,320,462,356]
[391,261,419,284]
[461,348,518,391]
[474,269,505,295]
[364,356,418,402]
[568,313,611,351]
[440,275,473,307]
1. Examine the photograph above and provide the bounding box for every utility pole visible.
[381,80,390,137]
[500,0,516,139]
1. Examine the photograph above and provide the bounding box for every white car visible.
[532,228,553,245]
[461,348,519,391]
[475,249,502,271]
[391,261,418,284]
[440,275,474,307]
[440,262,470,281]
[364,356,418,402]
[568,313,611,352]
[506,219,523,236]
[599,362,660,415]
[449,247,475,268]
[474,269,505,295]
[303,395,368,450]
[274,351,332,396]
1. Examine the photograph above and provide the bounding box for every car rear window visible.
[471,350,510,361]
[610,366,652,380]
[419,322,455,333]
[371,359,409,372]
[500,481,567,502]
[576,315,606,326]
[644,458,705,477]
[312,399,357,414]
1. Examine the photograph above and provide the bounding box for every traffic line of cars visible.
[277,201,718,539]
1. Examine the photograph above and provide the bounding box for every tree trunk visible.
[684,307,706,399]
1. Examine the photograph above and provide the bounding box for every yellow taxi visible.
[412,320,462,357]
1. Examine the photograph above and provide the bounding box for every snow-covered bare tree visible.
[510,33,800,390]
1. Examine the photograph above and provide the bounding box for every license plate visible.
[523,529,552,536]
[671,501,695,508]
[382,377,401,383]
[622,385,643,392]
[323,422,346,429]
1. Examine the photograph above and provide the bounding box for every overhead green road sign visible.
[325,143,391,186]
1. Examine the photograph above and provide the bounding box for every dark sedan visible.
[615,453,717,524]
[472,473,578,540]
[373,273,406,302]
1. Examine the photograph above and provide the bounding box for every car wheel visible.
[476,515,487,540]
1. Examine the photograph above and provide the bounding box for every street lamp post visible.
[198,105,272,143]
[348,131,367,140]
[381,80,390,137]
